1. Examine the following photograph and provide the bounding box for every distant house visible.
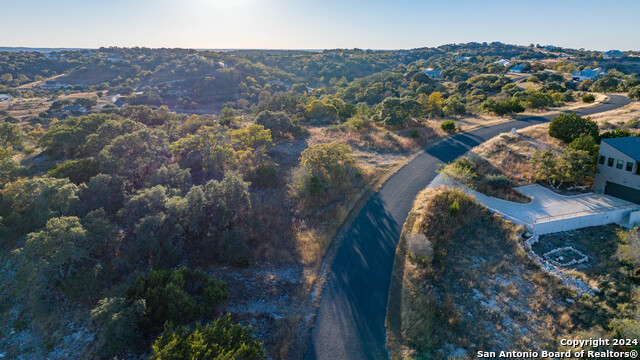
[45,53,64,60]
[0,94,12,102]
[61,105,87,115]
[494,59,511,67]
[423,68,442,79]
[594,137,640,204]
[543,46,556,51]
[40,80,68,90]
[602,50,624,60]
[508,64,526,73]
[455,56,471,63]
[105,56,122,62]
[571,68,606,82]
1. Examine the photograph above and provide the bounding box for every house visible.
[105,56,122,62]
[40,80,68,90]
[571,68,606,82]
[0,94,12,102]
[543,46,556,51]
[508,64,526,73]
[45,53,64,60]
[603,50,624,60]
[422,68,442,79]
[61,105,87,115]
[594,137,640,204]
[455,56,471,63]
[494,59,511,67]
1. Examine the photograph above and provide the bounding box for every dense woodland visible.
[1,43,640,359]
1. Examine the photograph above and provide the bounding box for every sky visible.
[2,0,639,51]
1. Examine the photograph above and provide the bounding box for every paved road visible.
[303,95,630,360]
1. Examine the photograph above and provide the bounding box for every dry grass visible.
[590,102,640,130]
[387,188,580,359]
[520,93,609,117]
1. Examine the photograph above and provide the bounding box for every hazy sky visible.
[2,0,638,50]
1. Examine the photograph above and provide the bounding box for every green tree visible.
[255,110,303,139]
[307,100,338,124]
[126,267,228,333]
[561,148,596,185]
[548,112,599,143]
[0,147,26,185]
[91,297,147,357]
[79,174,126,215]
[99,128,169,187]
[566,135,599,158]
[530,150,565,187]
[149,316,265,360]
[443,95,466,116]
[218,107,238,126]
[1,177,80,237]
[0,123,26,148]
[524,91,552,109]
[590,75,619,93]
[22,216,93,288]
[628,85,640,101]
[47,159,100,185]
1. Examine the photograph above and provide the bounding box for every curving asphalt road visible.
[304,95,631,360]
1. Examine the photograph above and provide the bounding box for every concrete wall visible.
[594,142,640,194]
[630,210,640,225]
[534,208,635,235]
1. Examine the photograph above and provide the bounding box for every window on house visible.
[599,156,605,165]
[637,162,640,175]
[617,160,624,169]
[627,162,634,172]
[608,157,614,167]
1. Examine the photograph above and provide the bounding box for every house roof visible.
[509,64,525,71]
[423,68,441,74]
[572,69,605,78]
[605,50,623,55]
[62,105,87,112]
[603,137,640,161]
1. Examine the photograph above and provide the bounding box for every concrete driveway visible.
[430,174,635,227]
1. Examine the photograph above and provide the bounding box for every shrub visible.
[440,120,456,133]
[253,163,278,188]
[548,112,599,143]
[411,129,419,138]
[567,135,599,157]
[125,267,228,333]
[485,174,510,188]
[449,199,460,215]
[481,99,524,116]
[406,233,433,265]
[600,128,632,141]
[149,316,265,360]
[582,94,596,103]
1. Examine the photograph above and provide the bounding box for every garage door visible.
[605,181,640,204]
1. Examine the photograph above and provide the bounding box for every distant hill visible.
[0,47,90,53]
